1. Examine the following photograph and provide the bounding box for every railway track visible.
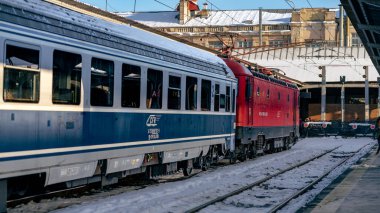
[185,145,368,213]
[8,142,372,213]
[7,171,199,209]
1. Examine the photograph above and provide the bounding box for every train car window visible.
[186,76,197,110]
[257,87,260,96]
[245,77,251,101]
[4,44,40,103]
[287,94,290,102]
[146,69,162,109]
[214,84,220,112]
[90,58,114,106]
[267,89,270,99]
[168,75,181,110]
[52,50,81,105]
[220,94,226,109]
[278,92,281,101]
[122,64,141,108]
[226,86,231,112]
[201,80,211,111]
[232,89,236,113]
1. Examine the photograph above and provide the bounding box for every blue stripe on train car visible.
[0,110,234,153]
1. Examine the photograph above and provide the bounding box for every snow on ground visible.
[9,137,375,213]
[200,139,374,212]
[278,140,375,213]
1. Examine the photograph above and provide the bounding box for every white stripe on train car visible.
[0,134,235,159]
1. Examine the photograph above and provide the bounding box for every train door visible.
[227,81,236,151]
[248,77,253,125]
[293,90,297,133]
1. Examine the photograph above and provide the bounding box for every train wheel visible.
[237,146,247,162]
[284,137,290,150]
[202,156,211,171]
[229,151,237,164]
[247,144,256,159]
[183,167,193,176]
[211,145,218,164]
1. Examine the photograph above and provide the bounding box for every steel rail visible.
[184,146,341,213]
[6,169,200,208]
[268,144,370,213]
[7,185,89,208]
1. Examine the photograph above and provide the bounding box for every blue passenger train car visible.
[0,0,236,198]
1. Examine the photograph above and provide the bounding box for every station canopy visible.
[342,0,380,76]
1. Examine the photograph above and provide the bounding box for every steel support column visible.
[320,66,326,121]
[364,66,369,121]
[259,7,263,46]
[341,84,345,123]
[339,4,344,47]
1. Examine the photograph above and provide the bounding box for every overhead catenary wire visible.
[153,0,175,10]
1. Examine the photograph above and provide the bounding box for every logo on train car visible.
[146,115,161,127]
[258,112,268,117]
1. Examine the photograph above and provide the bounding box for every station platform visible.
[305,146,380,213]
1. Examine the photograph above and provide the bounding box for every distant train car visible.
[0,0,236,198]
[224,59,299,161]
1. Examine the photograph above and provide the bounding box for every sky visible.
[80,0,342,12]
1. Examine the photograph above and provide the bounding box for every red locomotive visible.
[224,59,299,161]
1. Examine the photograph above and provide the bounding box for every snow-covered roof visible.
[252,59,379,83]
[118,10,292,28]
[1,0,228,71]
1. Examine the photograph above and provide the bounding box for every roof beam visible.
[357,24,380,32]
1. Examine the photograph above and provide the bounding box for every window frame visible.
[3,42,41,103]
[167,74,181,110]
[52,49,82,105]
[226,86,231,112]
[214,83,220,112]
[185,76,198,111]
[146,68,163,109]
[201,79,211,111]
[90,57,115,107]
[121,63,141,108]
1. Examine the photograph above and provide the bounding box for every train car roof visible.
[223,59,253,77]
[224,59,298,89]
[0,0,234,77]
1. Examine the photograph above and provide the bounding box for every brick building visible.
[119,0,361,50]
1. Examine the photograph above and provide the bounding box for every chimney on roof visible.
[178,0,200,24]
[200,3,209,18]
[179,0,190,24]
[203,2,208,10]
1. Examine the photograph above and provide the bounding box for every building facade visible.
[120,0,361,50]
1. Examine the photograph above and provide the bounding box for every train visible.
[224,59,299,162]
[0,0,299,204]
